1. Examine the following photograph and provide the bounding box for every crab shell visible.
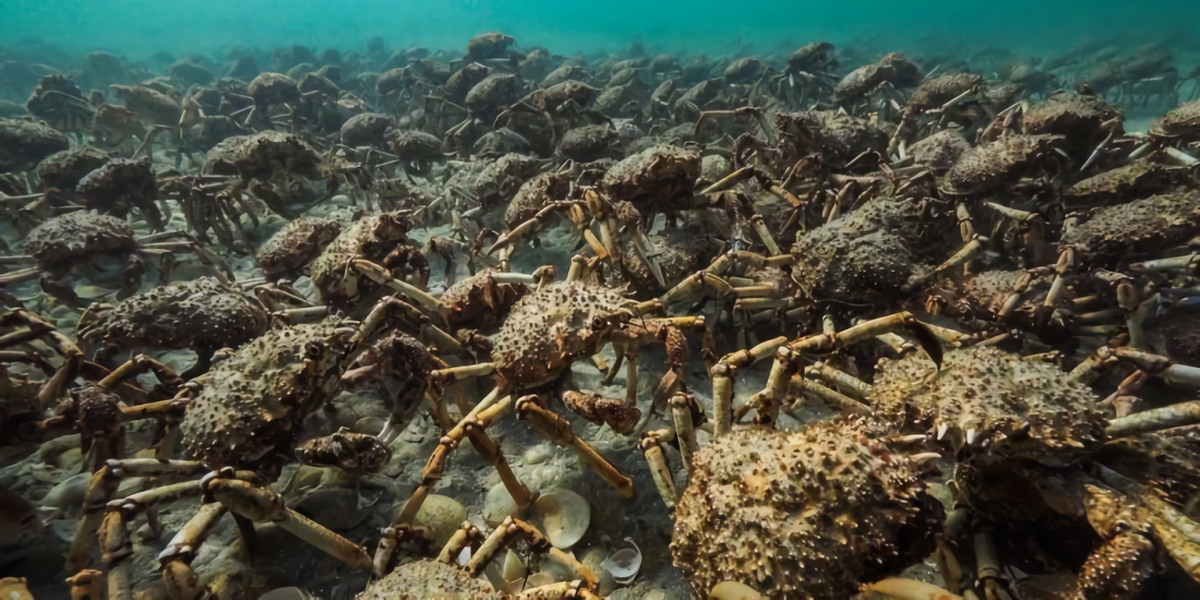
[599,143,701,209]
[77,276,269,354]
[181,319,352,476]
[255,216,343,282]
[940,133,1064,196]
[791,198,922,306]
[22,210,137,266]
[870,345,1107,467]
[1059,191,1200,268]
[356,559,497,599]
[672,419,943,598]
[309,211,421,313]
[1150,98,1200,139]
[489,281,632,389]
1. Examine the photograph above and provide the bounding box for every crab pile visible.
[3,31,1200,600]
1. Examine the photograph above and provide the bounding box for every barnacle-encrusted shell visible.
[791,198,920,304]
[356,560,496,599]
[941,134,1063,195]
[203,130,324,179]
[181,320,347,474]
[871,346,1107,466]
[309,212,421,312]
[600,143,701,206]
[22,211,137,264]
[77,276,268,352]
[255,216,343,282]
[490,281,631,388]
[907,130,970,172]
[671,419,942,598]
[1060,191,1200,267]
[1151,98,1200,138]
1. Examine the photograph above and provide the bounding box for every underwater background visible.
[5,0,1200,59]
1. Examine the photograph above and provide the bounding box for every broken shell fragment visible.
[600,537,642,584]
[532,488,591,549]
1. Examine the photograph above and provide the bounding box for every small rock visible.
[294,488,371,530]
[352,416,386,435]
[522,442,554,465]
[413,494,467,547]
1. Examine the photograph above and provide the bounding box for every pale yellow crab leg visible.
[68,459,211,571]
[638,427,679,510]
[351,259,440,311]
[903,235,987,291]
[1107,401,1200,438]
[1112,347,1200,387]
[469,517,599,591]
[658,271,735,306]
[159,502,227,600]
[806,360,872,401]
[670,392,701,475]
[435,522,486,565]
[486,201,581,256]
[711,337,789,436]
[204,474,374,572]
[517,395,634,497]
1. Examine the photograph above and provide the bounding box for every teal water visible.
[3,0,1200,60]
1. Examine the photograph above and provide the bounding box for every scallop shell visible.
[532,489,591,549]
[483,482,520,527]
[414,494,467,547]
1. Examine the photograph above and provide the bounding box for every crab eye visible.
[305,341,323,358]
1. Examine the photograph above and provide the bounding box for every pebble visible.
[522,442,554,465]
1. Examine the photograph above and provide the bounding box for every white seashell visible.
[600,538,642,585]
[524,572,555,589]
[532,489,590,549]
[482,482,520,527]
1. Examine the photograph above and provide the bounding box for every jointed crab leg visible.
[517,395,635,497]
[205,474,374,572]
[638,427,679,510]
[1107,401,1200,438]
[711,336,789,436]
[1112,347,1200,387]
[158,502,227,600]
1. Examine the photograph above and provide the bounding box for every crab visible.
[24,74,95,135]
[0,117,70,172]
[108,84,182,128]
[294,426,393,476]
[1149,98,1200,146]
[690,312,1200,597]
[203,130,330,219]
[305,211,430,316]
[599,143,702,217]
[76,276,269,378]
[0,210,232,306]
[1061,159,1191,209]
[254,216,343,283]
[939,133,1065,196]
[666,417,945,598]
[359,518,599,599]
[832,52,922,107]
[74,156,165,231]
[64,302,430,575]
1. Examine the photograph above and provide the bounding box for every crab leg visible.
[204,474,374,572]
[861,578,963,600]
[670,392,701,475]
[436,522,486,565]
[638,427,679,510]
[1112,347,1200,387]
[68,459,212,571]
[159,502,227,600]
[903,235,986,291]
[1107,401,1200,438]
[806,360,872,400]
[517,395,634,497]
[351,259,440,311]
[389,392,525,529]
[711,337,789,436]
